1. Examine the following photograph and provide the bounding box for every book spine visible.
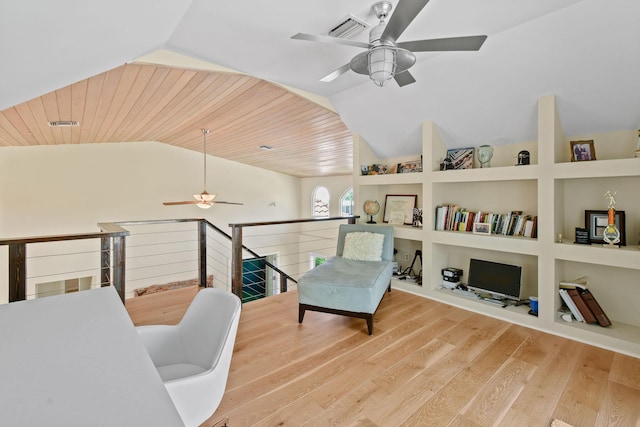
[580,289,612,327]
[567,289,597,323]
[559,289,584,322]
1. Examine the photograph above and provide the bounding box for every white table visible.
[0,287,184,426]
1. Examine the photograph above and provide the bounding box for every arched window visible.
[312,186,330,217]
[340,187,353,216]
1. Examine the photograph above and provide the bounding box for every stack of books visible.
[434,204,537,238]
[558,277,611,327]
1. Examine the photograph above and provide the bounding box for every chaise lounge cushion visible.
[297,256,393,314]
[342,231,385,261]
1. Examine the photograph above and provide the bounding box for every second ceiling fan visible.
[292,0,487,87]
[163,129,243,209]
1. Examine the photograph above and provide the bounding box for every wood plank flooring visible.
[126,288,640,427]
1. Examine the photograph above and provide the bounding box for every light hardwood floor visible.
[126,287,640,427]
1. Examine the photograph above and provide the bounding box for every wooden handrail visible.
[0,229,128,246]
[228,215,359,228]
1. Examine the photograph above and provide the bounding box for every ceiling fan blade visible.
[213,201,244,205]
[382,0,430,43]
[163,201,200,206]
[394,70,416,87]
[397,35,487,52]
[320,63,352,82]
[291,33,369,49]
[163,200,243,206]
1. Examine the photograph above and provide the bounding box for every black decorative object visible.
[574,227,591,245]
[517,150,530,166]
[440,157,453,170]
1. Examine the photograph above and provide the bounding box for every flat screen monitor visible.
[467,258,523,301]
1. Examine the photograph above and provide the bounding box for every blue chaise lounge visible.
[297,224,394,335]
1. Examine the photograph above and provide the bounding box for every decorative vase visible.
[477,145,494,168]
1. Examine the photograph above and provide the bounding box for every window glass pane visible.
[340,188,353,216]
[313,186,330,217]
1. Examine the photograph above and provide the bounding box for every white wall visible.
[0,142,300,236]
[0,142,301,301]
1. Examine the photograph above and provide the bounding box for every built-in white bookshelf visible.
[353,94,640,358]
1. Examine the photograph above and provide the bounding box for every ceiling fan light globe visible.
[196,202,213,209]
[193,191,216,202]
[368,46,396,87]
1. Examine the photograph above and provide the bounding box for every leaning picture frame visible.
[472,222,491,235]
[584,209,626,246]
[383,194,417,225]
[570,140,596,162]
[446,148,474,169]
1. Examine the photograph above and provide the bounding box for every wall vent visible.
[48,121,79,127]
[328,14,370,39]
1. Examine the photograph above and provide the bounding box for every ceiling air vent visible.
[48,121,79,127]
[328,14,370,39]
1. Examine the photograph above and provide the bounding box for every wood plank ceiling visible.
[0,63,353,178]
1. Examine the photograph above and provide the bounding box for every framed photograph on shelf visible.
[446,148,474,169]
[472,222,491,235]
[383,194,417,225]
[584,209,626,246]
[570,140,596,162]
[397,159,423,173]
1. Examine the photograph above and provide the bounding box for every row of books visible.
[558,277,611,327]
[434,205,538,238]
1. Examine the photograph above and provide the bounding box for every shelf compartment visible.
[430,164,539,183]
[554,242,640,270]
[429,287,537,326]
[555,260,639,329]
[430,243,538,302]
[431,231,538,255]
[392,225,423,240]
[553,158,640,179]
[357,172,424,186]
[554,175,639,249]
[433,180,537,224]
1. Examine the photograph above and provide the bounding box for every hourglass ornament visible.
[603,190,621,247]
[477,145,494,168]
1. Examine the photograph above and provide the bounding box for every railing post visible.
[348,216,356,224]
[112,236,126,302]
[100,237,110,287]
[198,220,207,287]
[280,274,288,293]
[8,243,26,302]
[230,225,243,300]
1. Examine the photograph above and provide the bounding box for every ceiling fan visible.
[163,129,243,209]
[291,0,487,87]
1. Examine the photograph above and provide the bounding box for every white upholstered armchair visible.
[136,287,241,427]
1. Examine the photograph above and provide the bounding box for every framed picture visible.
[446,148,474,169]
[570,140,596,162]
[584,210,625,246]
[472,222,491,235]
[383,194,417,225]
[397,159,423,173]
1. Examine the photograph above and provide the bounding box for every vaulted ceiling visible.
[0,63,352,177]
[1,0,639,176]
